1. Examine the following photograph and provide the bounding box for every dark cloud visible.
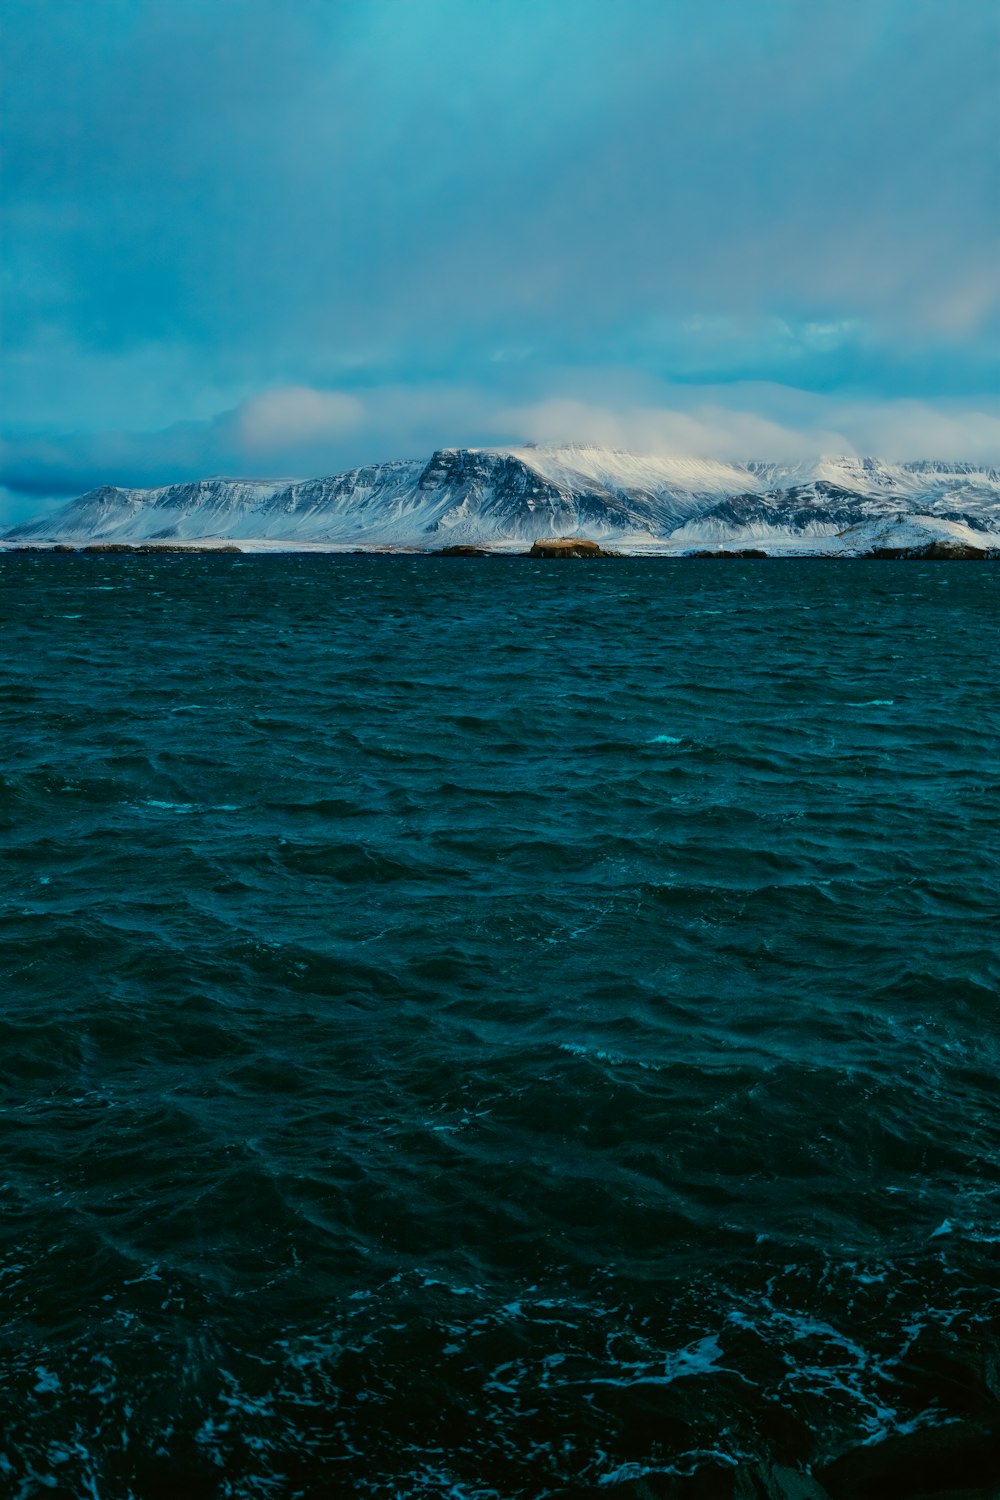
[2,0,998,515]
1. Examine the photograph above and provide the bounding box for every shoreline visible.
[2,540,997,560]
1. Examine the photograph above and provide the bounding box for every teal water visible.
[2,554,999,1498]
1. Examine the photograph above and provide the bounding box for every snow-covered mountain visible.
[6,446,1000,554]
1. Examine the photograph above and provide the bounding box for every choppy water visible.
[2,553,999,1499]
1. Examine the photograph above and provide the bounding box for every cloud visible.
[2,0,997,524]
[499,398,840,463]
[232,387,365,451]
[0,381,505,500]
[834,399,1000,463]
[0,485,69,529]
[4,377,1000,526]
[3,2,998,385]
[503,391,1000,465]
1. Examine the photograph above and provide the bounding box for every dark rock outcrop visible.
[867,541,987,560]
[817,1419,1000,1498]
[732,1463,831,1499]
[436,544,493,556]
[528,537,613,557]
[80,543,243,554]
[687,548,770,558]
[557,1461,831,1498]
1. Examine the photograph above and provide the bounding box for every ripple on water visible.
[1,554,999,1496]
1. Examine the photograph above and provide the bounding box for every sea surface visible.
[2,553,999,1499]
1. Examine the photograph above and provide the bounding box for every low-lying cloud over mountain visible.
[4,384,1000,530]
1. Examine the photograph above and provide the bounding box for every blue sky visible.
[3,0,999,520]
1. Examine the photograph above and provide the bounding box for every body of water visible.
[2,554,999,1498]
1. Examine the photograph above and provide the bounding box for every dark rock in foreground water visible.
[566,1460,832,1497]
[817,1419,1000,1498]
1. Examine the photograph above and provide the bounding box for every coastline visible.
[2,538,996,559]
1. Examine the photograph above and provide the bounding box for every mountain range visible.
[6,446,1000,555]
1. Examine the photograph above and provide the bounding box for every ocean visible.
[2,552,999,1498]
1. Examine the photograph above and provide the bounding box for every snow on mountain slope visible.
[6,449,665,545]
[751,456,1000,508]
[407,448,638,541]
[670,481,905,545]
[235,461,428,541]
[6,448,1000,550]
[506,445,752,522]
[831,513,997,556]
[7,467,422,544]
[9,478,292,543]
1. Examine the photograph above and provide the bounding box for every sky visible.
[2,0,999,522]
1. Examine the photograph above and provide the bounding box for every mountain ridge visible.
[6,445,1000,554]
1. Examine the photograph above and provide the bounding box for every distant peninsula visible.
[5,445,1000,557]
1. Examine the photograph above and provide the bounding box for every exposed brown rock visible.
[436,544,493,556]
[528,537,613,557]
